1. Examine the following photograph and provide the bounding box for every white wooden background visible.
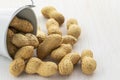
[0,0,120,80]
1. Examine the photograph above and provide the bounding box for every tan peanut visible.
[9,58,25,76]
[10,16,33,33]
[58,52,80,75]
[50,35,77,61]
[9,27,18,33]
[41,6,65,25]
[62,35,77,46]
[15,46,34,60]
[12,33,39,48]
[65,53,81,65]
[36,27,46,43]
[51,44,72,61]
[46,18,62,35]
[25,33,39,47]
[66,18,81,39]
[25,57,42,74]
[66,18,78,29]
[81,49,93,59]
[37,62,57,77]
[7,29,14,38]
[9,46,34,76]
[37,34,62,59]
[7,29,18,58]
[25,57,58,77]
[81,50,97,74]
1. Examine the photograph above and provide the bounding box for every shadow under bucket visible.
[0,6,37,60]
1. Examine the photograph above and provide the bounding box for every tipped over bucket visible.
[0,5,37,60]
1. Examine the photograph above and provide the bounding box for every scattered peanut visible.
[37,61,57,77]
[81,50,97,74]
[50,34,77,61]
[62,35,77,46]
[7,29,18,58]
[7,29,15,38]
[25,33,39,47]
[51,44,72,61]
[41,6,65,25]
[9,58,25,76]
[25,57,58,77]
[81,50,93,59]
[14,46,34,60]
[9,27,18,33]
[36,27,46,44]
[10,16,33,33]
[65,53,81,65]
[37,34,62,59]
[66,18,78,29]
[66,18,81,39]
[58,52,80,75]
[12,33,39,48]
[46,18,62,35]
[25,57,42,74]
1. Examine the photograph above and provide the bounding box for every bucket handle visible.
[27,0,35,7]
[31,0,34,6]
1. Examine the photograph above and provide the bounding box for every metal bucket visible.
[0,0,37,60]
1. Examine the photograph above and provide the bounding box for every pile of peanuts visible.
[8,6,97,77]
